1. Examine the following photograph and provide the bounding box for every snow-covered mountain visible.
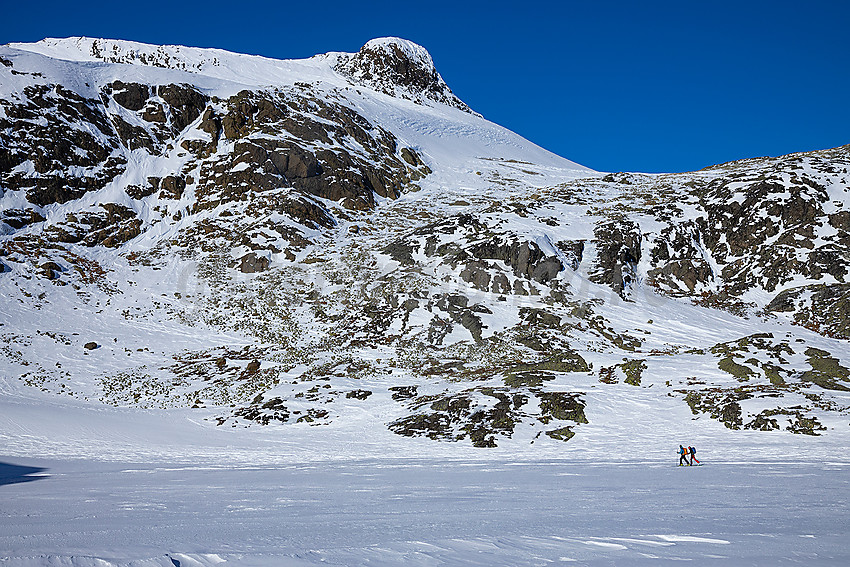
[1,36,849,464]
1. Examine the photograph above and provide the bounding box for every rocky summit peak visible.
[335,37,475,114]
[362,37,434,67]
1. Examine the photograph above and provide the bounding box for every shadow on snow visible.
[0,461,48,486]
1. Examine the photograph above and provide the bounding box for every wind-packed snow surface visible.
[1,36,849,565]
[2,458,849,566]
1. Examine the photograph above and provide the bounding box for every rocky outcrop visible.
[157,83,207,132]
[1,84,125,206]
[766,283,850,339]
[434,294,491,342]
[106,81,150,111]
[194,89,429,213]
[470,239,563,284]
[103,81,209,148]
[158,175,186,200]
[45,204,141,248]
[335,37,475,114]
[239,252,270,274]
[389,387,587,447]
[580,147,850,325]
[384,214,564,293]
[693,166,845,295]
[0,208,45,231]
[591,219,641,296]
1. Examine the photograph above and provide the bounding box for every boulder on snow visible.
[39,261,62,280]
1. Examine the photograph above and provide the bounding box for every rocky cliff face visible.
[334,37,474,114]
[1,37,848,448]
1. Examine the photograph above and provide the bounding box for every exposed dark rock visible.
[435,293,490,342]
[545,427,576,441]
[800,347,850,391]
[389,412,451,440]
[400,147,423,166]
[110,115,156,152]
[718,401,743,429]
[745,411,780,431]
[684,390,748,429]
[44,203,141,248]
[234,397,290,425]
[648,259,713,293]
[504,350,589,387]
[558,240,584,271]
[695,175,829,294]
[239,253,270,274]
[1,85,125,207]
[345,389,372,400]
[335,38,474,114]
[125,184,157,200]
[829,211,850,231]
[159,175,186,199]
[518,308,562,329]
[157,84,208,132]
[608,359,647,386]
[591,219,641,295]
[39,261,62,280]
[470,239,563,284]
[460,260,492,291]
[194,89,419,217]
[537,391,588,424]
[277,146,322,179]
[389,387,586,447]
[766,283,850,339]
[141,101,167,123]
[199,107,221,138]
[383,241,415,266]
[389,386,418,400]
[0,209,45,230]
[107,81,149,111]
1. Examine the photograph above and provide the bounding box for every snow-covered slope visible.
[0,35,848,469]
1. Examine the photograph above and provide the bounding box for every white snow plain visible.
[1,390,849,566]
[1,456,848,566]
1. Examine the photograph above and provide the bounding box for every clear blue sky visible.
[2,0,848,173]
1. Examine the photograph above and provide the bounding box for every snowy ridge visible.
[8,36,472,114]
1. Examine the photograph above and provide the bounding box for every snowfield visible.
[2,380,849,565]
[2,456,849,566]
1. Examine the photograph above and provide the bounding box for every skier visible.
[689,446,699,465]
[678,445,690,466]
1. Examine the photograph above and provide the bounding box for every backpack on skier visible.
[689,446,699,464]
